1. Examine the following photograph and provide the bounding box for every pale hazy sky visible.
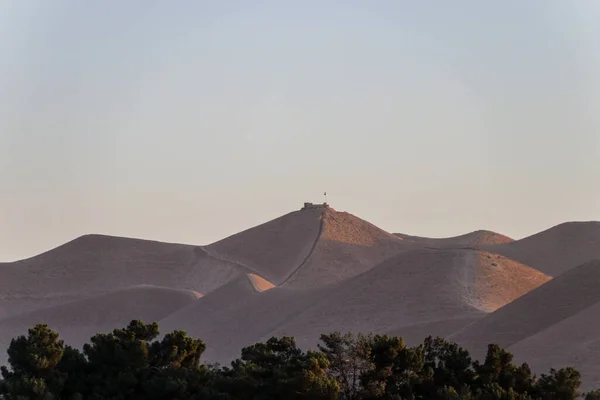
[1,1,599,261]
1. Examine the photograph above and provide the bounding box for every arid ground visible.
[2,204,600,390]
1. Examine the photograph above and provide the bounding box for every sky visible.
[1,1,599,261]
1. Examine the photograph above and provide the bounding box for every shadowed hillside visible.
[509,299,600,393]
[205,208,323,284]
[0,285,201,365]
[450,260,600,359]
[0,235,245,318]
[481,221,600,276]
[267,248,549,351]
[158,247,549,364]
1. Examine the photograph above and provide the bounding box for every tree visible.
[536,367,581,400]
[0,324,65,400]
[221,336,339,399]
[584,389,600,400]
[2,322,600,400]
[419,336,475,398]
[319,332,373,400]
[359,334,424,399]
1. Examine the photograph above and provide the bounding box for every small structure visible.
[302,202,329,210]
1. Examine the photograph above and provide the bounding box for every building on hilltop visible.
[302,202,329,210]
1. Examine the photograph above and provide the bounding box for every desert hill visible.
[158,247,549,364]
[207,206,410,288]
[450,260,600,358]
[0,234,251,318]
[266,248,549,351]
[509,299,600,393]
[481,221,600,276]
[281,208,409,288]
[2,206,600,387]
[205,208,323,284]
[449,260,600,392]
[394,230,514,247]
[0,285,201,365]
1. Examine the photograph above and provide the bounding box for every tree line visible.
[0,320,598,399]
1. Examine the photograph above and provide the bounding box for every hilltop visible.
[394,229,514,247]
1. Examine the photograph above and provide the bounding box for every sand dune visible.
[157,273,312,363]
[450,260,600,391]
[0,235,245,318]
[508,300,600,393]
[267,248,549,350]
[0,285,201,365]
[481,221,600,276]
[282,208,409,288]
[158,248,548,364]
[206,209,323,284]
[395,230,514,247]
[450,260,600,360]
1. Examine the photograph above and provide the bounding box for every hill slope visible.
[0,235,247,318]
[450,260,600,360]
[159,248,549,364]
[205,209,323,284]
[282,208,408,288]
[269,248,549,349]
[395,230,514,247]
[481,221,600,276]
[0,285,201,365]
[508,300,600,393]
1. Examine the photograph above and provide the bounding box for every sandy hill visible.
[5,206,600,386]
[268,248,549,349]
[282,208,409,288]
[450,260,600,360]
[207,207,410,288]
[0,285,201,366]
[509,299,600,393]
[205,209,323,284]
[157,273,322,363]
[481,221,600,276]
[395,230,514,247]
[0,234,245,318]
[159,248,549,364]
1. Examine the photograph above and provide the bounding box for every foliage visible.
[0,321,595,399]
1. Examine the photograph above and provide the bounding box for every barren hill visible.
[450,260,600,360]
[394,230,514,247]
[282,208,409,288]
[158,248,549,364]
[268,248,549,350]
[0,285,201,365]
[0,234,245,318]
[4,206,599,386]
[508,299,600,393]
[205,208,323,284]
[481,221,600,276]
[207,206,411,288]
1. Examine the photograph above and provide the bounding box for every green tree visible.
[0,324,67,400]
[360,334,424,399]
[584,389,600,400]
[536,367,581,400]
[319,332,373,400]
[419,336,475,398]
[221,336,339,399]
